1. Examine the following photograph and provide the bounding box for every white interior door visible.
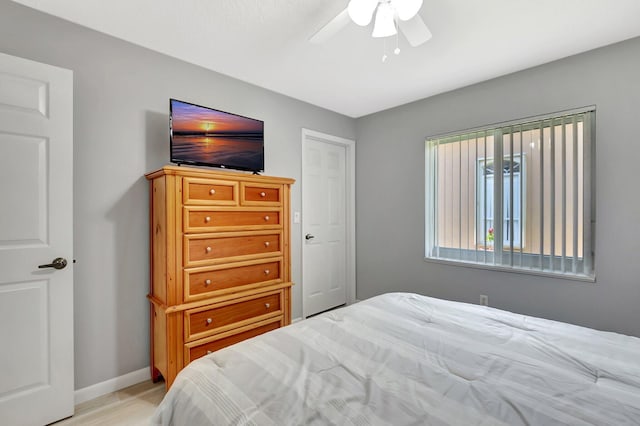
[302,130,354,317]
[0,52,74,425]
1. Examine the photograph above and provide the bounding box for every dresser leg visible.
[151,366,162,383]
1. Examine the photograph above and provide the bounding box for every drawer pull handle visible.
[264,215,270,221]
[206,318,212,325]
[209,189,216,195]
[264,241,270,247]
[260,191,266,197]
[205,216,211,223]
[204,279,211,286]
[265,303,270,309]
[207,350,213,355]
[206,246,212,253]
[264,269,270,275]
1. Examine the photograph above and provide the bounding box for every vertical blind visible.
[425,108,594,278]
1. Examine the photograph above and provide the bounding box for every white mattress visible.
[152,293,640,425]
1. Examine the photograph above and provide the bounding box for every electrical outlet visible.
[479,295,489,306]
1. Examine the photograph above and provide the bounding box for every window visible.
[477,157,524,248]
[425,108,594,279]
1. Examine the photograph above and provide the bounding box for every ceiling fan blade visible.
[400,14,432,47]
[309,8,351,44]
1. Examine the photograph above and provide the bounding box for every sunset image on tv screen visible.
[170,99,264,171]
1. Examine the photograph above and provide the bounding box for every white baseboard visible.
[74,366,150,405]
[292,317,303,323]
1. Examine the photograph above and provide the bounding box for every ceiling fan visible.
[310,0,432,48]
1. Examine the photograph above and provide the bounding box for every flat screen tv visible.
[170,98,264,172]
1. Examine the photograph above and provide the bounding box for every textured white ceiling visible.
[12,0,640,117]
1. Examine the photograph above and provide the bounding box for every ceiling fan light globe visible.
[372,2,398,38]
[392,0,423,21]
[348,0,378,26]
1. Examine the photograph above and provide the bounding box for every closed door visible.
[0,52,74,425]
[302,135,347,316]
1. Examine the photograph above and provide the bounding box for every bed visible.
[152,292,640,425]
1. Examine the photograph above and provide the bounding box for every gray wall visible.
[0,1,355,389]
[356,36,640,338]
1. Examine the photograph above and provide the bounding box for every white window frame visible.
[424,107,595,281]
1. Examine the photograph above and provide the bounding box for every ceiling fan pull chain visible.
[382,37,388,62]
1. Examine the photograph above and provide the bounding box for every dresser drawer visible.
[183,177,238,205]
[184,208,281,232]
[184,259,282,302]
[185,232,281,266]
[241,183,282,206]
[186,291,282,341]
[186,317,282,363]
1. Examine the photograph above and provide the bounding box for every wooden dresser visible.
[145,165,294,388]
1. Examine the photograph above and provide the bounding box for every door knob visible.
[38,257,68,270]
[305,234,315,240]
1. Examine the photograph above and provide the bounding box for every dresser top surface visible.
[146,165,295,185]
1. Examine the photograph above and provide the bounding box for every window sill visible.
[423,256,596,283]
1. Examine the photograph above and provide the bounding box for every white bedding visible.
[152,293,640,425]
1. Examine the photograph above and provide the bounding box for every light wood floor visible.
[52,380,166,425]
